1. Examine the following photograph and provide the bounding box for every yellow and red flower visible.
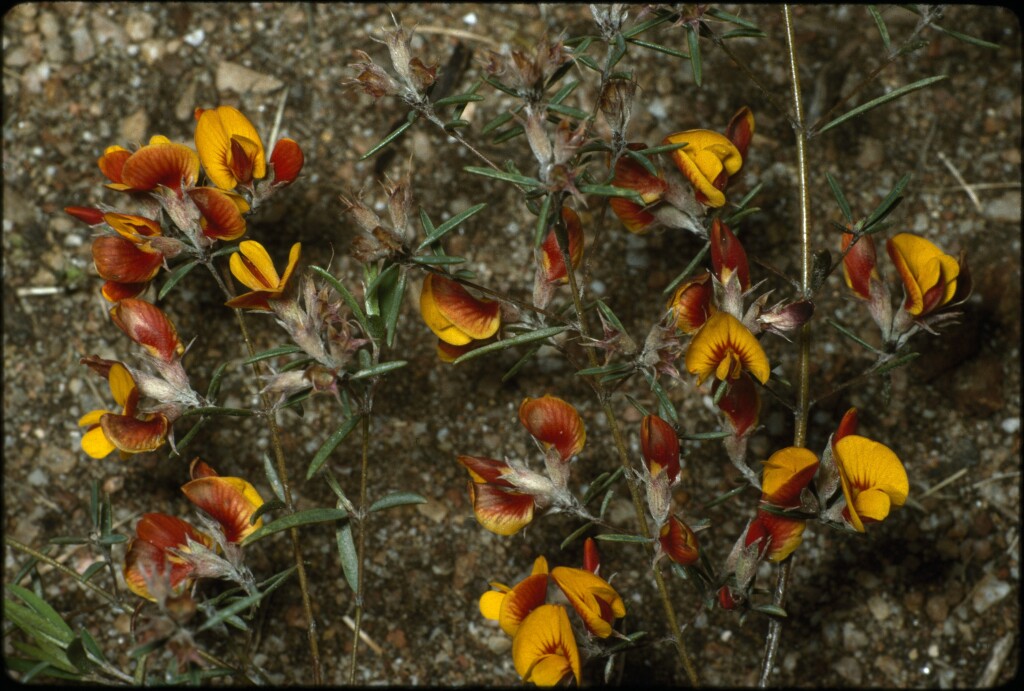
[116,136,201,195]
[188,186,250,241]
[663,129,744,208]
[512,604,581,687]
[457,454,542,536]
[667,271,714,334]
[710,218,750,291]
[886,233,960,317]
[841,231,878,301]
[109,298,184,362]
[419,273,501,347]
[717,372,760,437]
[194,105,267,191]
[608,143,669,233]
[123,513,214,601]
[538,207,585,284]
[744,447,820,562]
[77,362,169,459]
[658,515,701,566]
[479,556,550,636]
[685,312,770,386]
[181,461,265,543]
[641,414,680,483]
[550,566,626,639]
[268,138,305,187]
[518,395,586,462]
[225,240,302,311]
[833,434,909,532]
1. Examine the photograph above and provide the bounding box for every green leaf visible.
[662,242,711,295]
[368,491,427,513]
[623,147,659,177]
[827,318,885,354]
[549,79,581,106]
[95,534,127,546]
[80,563,107,583]
[929,23,1001,50]
[874,351,919,376]
[816,75,947,135]
[752,603,788,618]
[463,166,540,187]
[559,522,593,551]
[307,416,361,479]
[482,75,518,97]
[491,125,525,144]
[608,31,627,69]
[594,299,627,334]
[825,172,854,223]
[350,360,408,380]
[627,38,688,60]
[206,361,228,400]
[419,208,436,236]
[576,363,632,378]
[410,255,466,266]
[862,173,911,231]
[77,628,108,667]
[594,533,652,544]
[720,28,767,40]
[501,344,543,383]
[262,453,286,503]
[451,326,566,365]
[6,584,75,646]
[481,109,517,135]
[680,430,731,441]
[432,93,485,107]
[533,192,553,247]
[576,184,644,204]
[311,266,370,336]
[196,567,297,632]
[686,24,702,86]
[382,267,407,349]
[701,484,751,510]
[241,508,351,545]
[582,466,624,506]
[360,113,418,161]
[417,203,488,251]
[157,260,199,300]
[622,11,673,38]
[867,6,892,51]
[643,371,678,424]
[546,103,590,121]
[336,522,359,592]
[242,344,304,365]
[705,7,761,30]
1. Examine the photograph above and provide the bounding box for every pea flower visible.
[77,362,169,459]
[123,513,214,602]
[419,273,501,348]
[658,515,701,566]
[608,143,669,233]
[268,138,304,187]
[746,446,820,562]
[91,232,164,302]
[479,556,551,636]
[225,241,302,311]
[114,136,201,196]
[710,218,750,291]
[886,232,960,317]
[537,207,585,284]
[194,105,267,191]
[833,435,909,532]
[841,230,879,301]
[667,272,714,334]
[518,395,586,463]
[181,460,266,544]
[109,298,184,363]
[188,186,250,241]
[550,566,626,639]
[512,605,581,686]
[663,129,743,208]
[685,312,770,386]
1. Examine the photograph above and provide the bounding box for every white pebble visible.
[1001,417,1020,434]
[462,12,477,26]
[184,28,205,47]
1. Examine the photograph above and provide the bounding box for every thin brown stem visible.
[759,7,811,687]
[348,411,372,684]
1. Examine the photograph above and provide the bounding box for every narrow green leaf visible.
[643,371,678,424]
[627,38,689,60]
[419,208,436,236]
[637,142,688,159]
[47,536,89,546]
[577,184,644,204]
[546,103,590,121]
[930,23,1001,50]
[816,75,947,135]
[4,600,73,650]
[311,266,369,335]
[368,491,427,513]
[705,7,761,30]
[364,262,398,308]
[622,11,673,38]
[410,255,466,266]
[157,260,199,300]
[307,416,361,479]
[825,172,854,223]
[594,533,653,544]
[417,203,488,251]
[491,125,525,144]
[481,109,517,135]
[686,24,702,86]
[501,344,542,383]
[280,356,314,373]
[322,468,354,512]
[623,147,659,177]
[451,326,566,365]
[241,508,350,545]
[383,267,406,348]
[720,28,768,40]
[360,114,417,161]
[336,521,359,592]
[242,344,304,365]
[625,394,649,418]
[77,629,108,667]
[576,363,632,378]
[432,93,485,107]
[662,242,711,295]
[262,453,286,503]
[594,299,627,334]
[482,75,518,97]
[752,603,788,618]
[609,31,627,69]
[7,584,74,644]
[582,467,624,506]
[350,360,408,380]
[599,487,616,518]
[79,562,106,583]
[95,534,127,546]
[206,362,228,401]
[532,192,553,247]
[874,351,919,376]
[700,484,751,510]
[463,166,540,187]
[827,318,885,355]
[250,499,286,526]
[559,522,593,551]
[680,430,731,441]
[862,173,911,230]
[867,6,892,51]
[574,54,601,71]
[196,567,296,632]
[549,79,581,105]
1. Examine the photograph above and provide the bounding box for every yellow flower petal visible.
[80,420,116,459]
[108,363,136,411]
[195,106,266,190]
[512,605,580,687]
[685,312,770,385]
[550,566,625,638]
[230,240,280,291]
[760,446,819,507]
[886,233,959,316]
[834,435,909,532]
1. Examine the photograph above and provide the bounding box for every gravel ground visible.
[3,3,1020,687]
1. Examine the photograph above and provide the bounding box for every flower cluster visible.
[479,542,625,686]
[609,106,754,235]
[719,408,908,609]
[841,230,970,349]
[124,459,265,602]
[457,395,585,535]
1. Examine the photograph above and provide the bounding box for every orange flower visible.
[744,511,807,563]
[518,395,586,461]
[725,106,755,160]
[181,472,265,543]
[194,106,266,190]
[77,362,169,459]
[685,312,770,386]
[109,298,184,362]
[717,372,760,437]
[667,272,714,334]
[225,241,302,311]
[92,235,163,301]
[550,566,626,638]
[118,136,200,195]
[419,274,501,346]
[710,218,750,290]
[123,513,213,601]
[663,129,743,208]
[538,207,585,284]
[188,186,250,241]
[479,556,550,636]
[658,515,701,566]
[269,138,305,187]
[608,143,669,233]
[841,231,878,301]
[742,447,820,562]
[641,414,680,483]
[97,145,132,188]
[511,604,581,686]
[886,233,960,316]
[458,455,540,536]
[833,435,909,532]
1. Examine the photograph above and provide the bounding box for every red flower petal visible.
[469,482,535,536]
[92,236,163,284]
[270,138,304,186]
[457,455,514,486]
[100,412,169,453]
[109,298,183,362]
[189,187,247,241]
[717,372,760,436]
[641,414,680,482]
[659,515,700,565]
[429,275,501,341]
[539,207,585,284]
[120,142,199,193]
[518,395,586,461]
[710,218,750,290]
